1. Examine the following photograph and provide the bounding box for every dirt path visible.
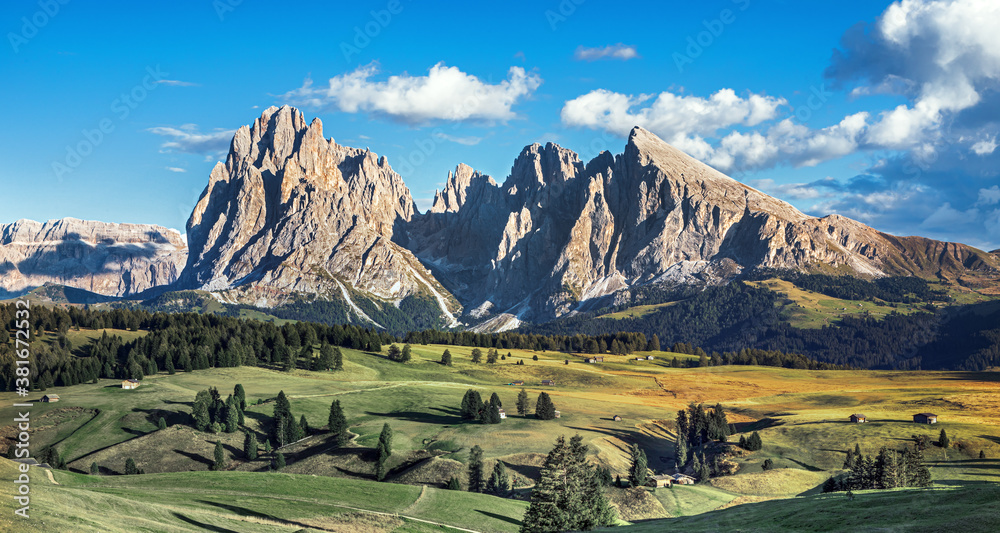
[44,468,58,485]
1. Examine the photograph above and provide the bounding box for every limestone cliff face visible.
[409,127,998,323]
[0,218,186,297]
[180,105,460,325]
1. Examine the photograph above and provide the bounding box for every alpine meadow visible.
[3,1,1000,532]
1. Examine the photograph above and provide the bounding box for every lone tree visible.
[761,458,774,471]
[467,445,485,493]
[535,392,557,420]
[275,452,286,471]
[520,435,617,533]
[516,388,530,416]
[471,348,483,364]
[446,476,461,490]
[124,458,141,475]
[378,423,394,457]
[441,349,453,366]
[400,344,412,363]
[213,441,227,471]
[328,400,349,445]
[628,443,649,488]
[244,431,258,460]
[157,417,167,430]
[939,429,950,449]
[487,348,498,364]
[90,462,99,475]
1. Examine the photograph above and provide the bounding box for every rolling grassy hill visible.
[2,334,999,529]
[0,458,526,532]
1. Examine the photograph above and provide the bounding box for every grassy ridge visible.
[615,483,1000,532]
[0,459,524,532]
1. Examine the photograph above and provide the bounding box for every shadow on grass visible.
[787,458,824,472]
[475,509,522,526]
[170,512,242,533]
[196,500,278,522]
[366,410,457,425]
[173,448,212,467]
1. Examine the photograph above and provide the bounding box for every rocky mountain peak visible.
[430,163,498,214]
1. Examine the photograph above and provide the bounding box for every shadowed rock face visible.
[409,126,998,323]
[167,107,996,327]
[179,105,460,324]
[0,218,186,297]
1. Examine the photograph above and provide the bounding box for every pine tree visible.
[234,384,246,411]
[316,343,335,370]
[244,432,258,460]
[226,404,239,433]
[486,460,511,496]
[213,441,226,471]
[520,435,617,533]
[333,346,343,370]
[647,334,661,352]
[676,434,689,466]
[378,423,394,457]
[90,462,99,475]
[157,416,167,430]
[535,392,557,420]
[490,392,502,409]
[299,414,310,436]
[400,344,412,363]
[844,447,855,469]
[387,344,402,361]
[328,400,348,445]
[980,450,987,459]
[275,452,285,471]
[192,389,211,431]
[264,440,272,456]
[441,349,453,366]
[375,443,388,481]
[471,348,483,363]
[939,429,950,449]
[468,445,485,493]
[761,459,774,471]
[822,477,838,493]
[461,389,484,420]
[446,476,462,490]
[124,458,139,475]
[487,348,498,364]
[516,388,529,416]
[628,443,649,488]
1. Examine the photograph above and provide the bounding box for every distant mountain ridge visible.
[1,106,996,331]
[0,217,186,298]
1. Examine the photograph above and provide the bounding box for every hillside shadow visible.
[732,418,784,433]
[366,410,456,425]
[939,372,1000,383]
[120,427,147,437]
[787,458,824,472]
[170,512,241,533]
[475,509,522,527]
[979,435,1000,446]
[196,500,278,522]
[173,449,212,467]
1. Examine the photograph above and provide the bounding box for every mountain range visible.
[3,105,997,331]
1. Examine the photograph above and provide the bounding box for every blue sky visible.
[2,0,999,250]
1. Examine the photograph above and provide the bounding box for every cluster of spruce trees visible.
[191,384,247,433]
[460,390,504,424]
[374,423,393,481]
[519,435,618,533]
[825,444,931,492]
[463,444,514,496]
[0,305,377,392]
[404,328,650,356]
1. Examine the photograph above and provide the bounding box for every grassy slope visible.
[0,458,524,532]
[3,336,1000,527]
[747,278,923,329]
[615,483,1000,533]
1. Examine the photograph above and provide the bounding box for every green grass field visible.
[0,458,526,532]
[3,333,1000,529]
[747,278,924,328]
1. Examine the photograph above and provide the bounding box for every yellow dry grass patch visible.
[710,468,828,496]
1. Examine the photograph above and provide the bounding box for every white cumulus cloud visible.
[283,62,541,124]
[148,125,235,157]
